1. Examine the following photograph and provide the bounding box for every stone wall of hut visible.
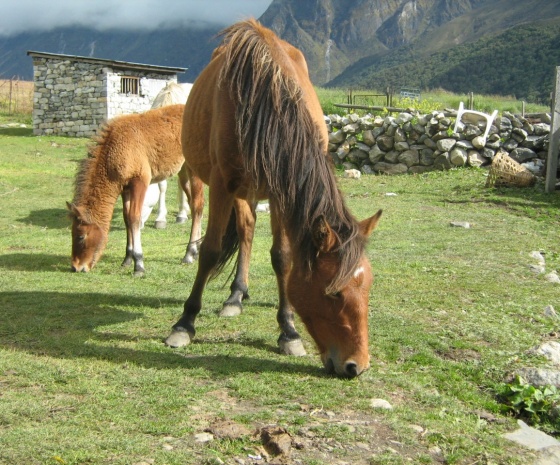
[30,56,175,137]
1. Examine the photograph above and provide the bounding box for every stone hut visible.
[27,51,186,137]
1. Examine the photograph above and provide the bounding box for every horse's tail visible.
[209,207,239,281]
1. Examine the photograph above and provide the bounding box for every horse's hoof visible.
[182,254,196,264]
[175,216,187,224]
[279,339,306,356]
[133,270,145,277]
[165,330,193,348]
[219,304,242,317]
[154,221,167,229]
[121,257,133,267]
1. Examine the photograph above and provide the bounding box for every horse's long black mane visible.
[219,19,365,292]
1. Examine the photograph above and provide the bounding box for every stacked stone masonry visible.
[326,110,553,177]
[31,56,176,137]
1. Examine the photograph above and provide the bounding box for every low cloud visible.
[0,0,272,36]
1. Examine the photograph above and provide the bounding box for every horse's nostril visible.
[71,266,78,272]
[345,362,359,378]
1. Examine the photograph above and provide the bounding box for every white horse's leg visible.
[175,179,190,224]
[154,180,168,229]
[141,183,160,229]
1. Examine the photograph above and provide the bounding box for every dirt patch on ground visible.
[184,398,443,464]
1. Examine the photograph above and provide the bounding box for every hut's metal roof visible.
[27,51,186,75]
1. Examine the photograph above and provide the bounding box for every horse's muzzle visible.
[71,264,90,273]
[323,357,368,378]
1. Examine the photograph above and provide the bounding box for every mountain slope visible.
[0,23,222,83]
[2,0,560,103]
[258,0,560,102]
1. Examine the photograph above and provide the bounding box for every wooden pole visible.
[8,78,13,114]
[545,67,560,193]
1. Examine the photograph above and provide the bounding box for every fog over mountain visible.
[0,1,272,36]
[1,0,560,102]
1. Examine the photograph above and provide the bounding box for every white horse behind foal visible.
[141,82,193,229]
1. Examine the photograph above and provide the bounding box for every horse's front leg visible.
[123,178,148,276]
[166,174,234,347]
[270,202,306,356]
[220,199,256,317]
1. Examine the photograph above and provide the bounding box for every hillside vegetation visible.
[329,22,560,104]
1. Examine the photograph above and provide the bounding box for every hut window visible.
[120,76,139,95]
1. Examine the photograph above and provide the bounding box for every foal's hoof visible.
[175,216,187,224]
[154,221,167,229]
[219,303,242,317]
[182,253,197,265]
[165,330,193,348]
[279,339,306,356]
[133,269,145,278]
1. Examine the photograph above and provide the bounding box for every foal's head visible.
[287,210,382,378]
[67,202,107,272]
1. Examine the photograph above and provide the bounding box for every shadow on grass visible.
[19,208,70,229]
[0,127,33,137]
[0,253,72,271]
[18,208,128,232]
[0,290,322,377]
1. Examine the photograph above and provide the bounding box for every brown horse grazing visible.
[165,19,382,378]
[67,104,191,276]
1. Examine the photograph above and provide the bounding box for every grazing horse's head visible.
[67,202,107,272]
[287,211,382,378]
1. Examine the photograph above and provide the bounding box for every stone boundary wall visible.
[326,110,552,176]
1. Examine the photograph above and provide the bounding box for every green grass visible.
[316,87,550,116]
[1,127,560,464]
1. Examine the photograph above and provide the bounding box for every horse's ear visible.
[66,202,82,220]
[312,216,338,253]
[359,209,383,238]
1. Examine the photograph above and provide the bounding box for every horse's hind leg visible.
[121,188,134,267]
[175,176,190,224]
[122,178,148,276]
[181,172,204,264]
[141,183,160,229]
[153,180,168,229]
[270,202,306,356]
[220,199,256,317]
[166,177,234,348]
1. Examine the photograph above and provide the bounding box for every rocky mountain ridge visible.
[1,0,560,101]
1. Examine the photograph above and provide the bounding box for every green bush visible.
[499,375,560,433]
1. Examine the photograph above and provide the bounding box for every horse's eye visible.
[327,291,342,299]
[78,235,86,241]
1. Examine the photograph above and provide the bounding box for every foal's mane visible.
[72,124,115,221]
[219,19,365,291]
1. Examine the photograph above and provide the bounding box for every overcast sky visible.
[0,0,273,36]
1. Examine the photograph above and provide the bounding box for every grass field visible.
[0,79,34,116]
[1,123,560,464]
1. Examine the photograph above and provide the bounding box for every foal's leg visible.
[121,188,134,267]
[181,174,204,264]
[153,180,168,229]
[269,202,306,356]
[220,199,256,317]
[121,178,149,276]
[166,175,234,348]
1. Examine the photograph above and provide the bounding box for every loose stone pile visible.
[326,110,552,176]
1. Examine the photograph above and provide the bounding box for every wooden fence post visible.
[545,67,560,193]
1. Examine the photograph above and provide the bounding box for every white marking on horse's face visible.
[353,266,364,279]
